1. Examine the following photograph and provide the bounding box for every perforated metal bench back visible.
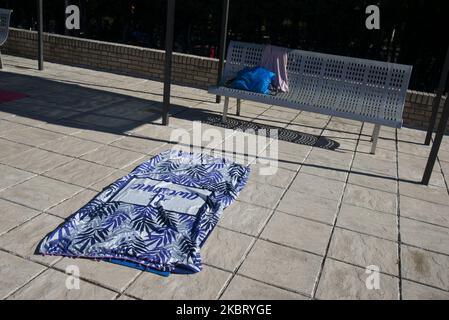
[0,9,12,47]
[221,41,413,128]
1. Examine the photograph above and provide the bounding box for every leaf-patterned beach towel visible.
[37,150,250,274]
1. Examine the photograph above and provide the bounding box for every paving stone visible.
[8,269,116,300]
[111,136,166,154]
[0,127,63,146]
[0,164,35,191]
[70,114,140,131]
[276,140,312,158]
[301,165,349,182]
[398,153,444,185]
[356,142,397,162]
[315,259,398,300]
[238,181,284,209]
[202,228,254,272]
[401,245,449,291]
[219,201,272,236]
[328,228,398,276]
[1,148,73,174]
[344,184,397,214]
[359,136,396,152]
[0,139,31,160]
[398,142,431,159]
[401,218,449,255]
[0,120,28,134]
[326,121,361,134]
[221,275,308,300]
[400,196,449,228]
[125,266,231,300]
[261,212,332,255]
[0,176,82,211]
[337,204,397,241]
[0,251,46,299]
[352,153,397,177]
[72,130,122,144]
[306,148,354,168]
[250,164,296,188]
[95,104,161,122]
[0,214,64,265]
[53,258,141,293]
[402,280,449,300]
[274,151,303,171]
[81,145,144,169]
[239,240,321,295]
[0,199,40,235]
[348,173,397,193]
[47,189,97,219]
[277,189,338,224]
[6,115,47,127]
[44,159,115,188]
[290,173,346,201]
[286,123,323,136]
[292,115,329,128]
[37,122,83,135]
[40,136,102,157]
[89,170,129,192]
[399,182,449,206]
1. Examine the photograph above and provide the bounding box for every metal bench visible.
[0,8,12,69]
[209,41,413,154]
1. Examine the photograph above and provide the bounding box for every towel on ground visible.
[37,150,251,274]
[260,44,290,93]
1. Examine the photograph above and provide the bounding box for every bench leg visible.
[222,97,230,124]
[371,125,381,155]
[236,99,241,116]
[0,50,3,69]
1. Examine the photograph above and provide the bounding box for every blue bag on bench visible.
[231,66,275,95]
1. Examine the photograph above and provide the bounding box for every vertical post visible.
[37,0,44,70]
[422,96,449,185]
[64,0,70,36]
[162,0,175,126]
[425,45,449,145]
[216,0,230,104]
[371,124,381,155]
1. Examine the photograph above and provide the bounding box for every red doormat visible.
[0,90,28,104]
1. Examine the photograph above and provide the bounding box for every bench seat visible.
[209,41,413,153]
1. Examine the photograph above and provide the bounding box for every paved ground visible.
[1,55,449,300]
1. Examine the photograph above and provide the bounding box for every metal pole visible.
[425,45,449,145]
[422,95,449,185]
[162,0,175,126]
[216,0,230,104]
[37,0,44,70]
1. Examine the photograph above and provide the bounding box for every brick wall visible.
[404,91,448,132]
[2,28,448,132]
[2,28,219,89]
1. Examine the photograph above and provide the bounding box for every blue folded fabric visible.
[232,66,276,95]
[37,150,250,275]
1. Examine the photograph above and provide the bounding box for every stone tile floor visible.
[1,55,449,300]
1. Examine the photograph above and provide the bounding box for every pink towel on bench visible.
[260,45,289,93]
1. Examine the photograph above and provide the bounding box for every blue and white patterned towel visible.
[37,150,250,274]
